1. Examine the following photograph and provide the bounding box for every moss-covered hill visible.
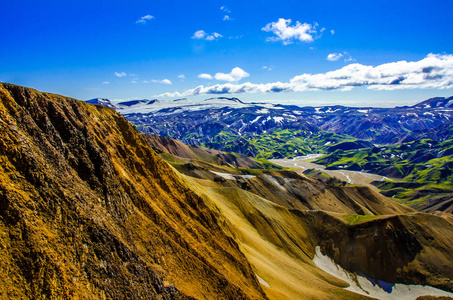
[314,139,453,212]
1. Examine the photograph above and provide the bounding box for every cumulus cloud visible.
[223,15,233,21]
[262,18,319,45]
[156,54,453,97]
[114,71,127,77]
[192,30,223,41]
[178,74,186,79]
[136,15,155,24]
[331,30,335,35]
[327,53,343,61]
[198,73,213,80]
[214,67,250,82]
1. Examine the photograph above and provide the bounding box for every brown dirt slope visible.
[182,165,453,298]
[0,83,267,300]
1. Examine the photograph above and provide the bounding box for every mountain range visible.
[89,96,453,157]
[0,83,453,299]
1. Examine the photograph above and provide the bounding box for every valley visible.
[0,83,452,299]
[270,154,385,190]
[5,1,453,299]
[92,95,453,213]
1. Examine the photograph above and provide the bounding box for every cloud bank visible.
[157,54,453,98]
[262,18,319,45]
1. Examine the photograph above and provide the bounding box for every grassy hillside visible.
[314,139,453,211]
[205,128,355,159]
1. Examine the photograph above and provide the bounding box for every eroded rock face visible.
[300,211,453,292]
[0,83,267,300]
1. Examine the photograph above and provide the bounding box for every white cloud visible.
[215,67,250,82]
[157,54,453,97]
[220,6,230,13]
[130,80,137,84]
[144,79,172,84]
[158,79,172,85]
[192,30,207,39]
[102,81,110,84]
[198,73,213,80]
[178,74,186,79]
[327,53,343,61]
[192,30,223,41]
[223,15,233,21]
[114,71,127,77]
[331,30,335,35]
[136,15,155,24]
[262,66,272,71]
[262,18,319,45]
[327,52,355,62]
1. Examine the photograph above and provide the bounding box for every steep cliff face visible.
[303,211,453,292]
[0,83,266,299]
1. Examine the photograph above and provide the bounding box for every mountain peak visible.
[412,96,453,109]
[85,98,117,109]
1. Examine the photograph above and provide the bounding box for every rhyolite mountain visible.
[0,83,267,299]
[1,83,453,299]
[87,96,453,158]
[144,131,453,299]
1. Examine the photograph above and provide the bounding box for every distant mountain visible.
[117,99,158,107]
[85,98,118,109]
[412,96,453,109]
[87,96,453,158]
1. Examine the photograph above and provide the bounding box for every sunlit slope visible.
[185,178,370,300]
[181,166,453,299]
[0,83,266,299]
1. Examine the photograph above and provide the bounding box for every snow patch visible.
[256,275,270,288]
[273,116,284,123]
[256,108,269,114]
[250,116,262,124]
[312,246,453,300]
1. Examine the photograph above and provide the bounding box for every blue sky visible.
[1,0,453,106]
